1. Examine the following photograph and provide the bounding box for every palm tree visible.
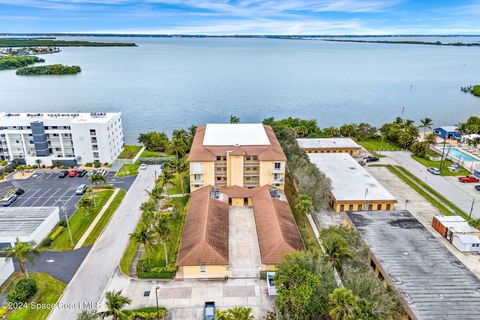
[98,290,131,320]
[130,224,155,258]
[78,195,95,216]
[77,310,100,320]
[295,193,314,226]
[4,238,39,278]
[419,117,433,137]
[228,307,255,320]
[90,173,106,187]
[328,288,360,320]
[229,114,240,124]
[425,132,436,146]
[153,216,171,266]
[161,162,174,196]
[35,159,42,168]
[323,234,353,274]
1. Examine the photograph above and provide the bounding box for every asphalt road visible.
[48,165,160,320]
[382,151,480,219]
[16,247,91,283]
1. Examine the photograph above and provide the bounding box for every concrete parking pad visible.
[223,285,255,297]
[157,287,192,300]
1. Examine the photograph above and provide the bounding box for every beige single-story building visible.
[297,138,361,156]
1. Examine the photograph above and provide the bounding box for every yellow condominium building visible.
[188,124,287,191]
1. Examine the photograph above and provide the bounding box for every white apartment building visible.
[0,112,124,166]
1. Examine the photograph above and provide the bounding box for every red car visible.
[68,170,78,178]
[458,176,479,183]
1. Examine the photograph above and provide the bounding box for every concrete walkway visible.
[382,151,480,219]
[48,166,161,320]
[74,188,120,249]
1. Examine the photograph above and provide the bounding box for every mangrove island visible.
[0,55,44,70]
[323,39,480,47]
[16,64,81,76]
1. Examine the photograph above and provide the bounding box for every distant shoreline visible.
[323,39,480,47]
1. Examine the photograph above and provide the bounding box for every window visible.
[200,265,206,273]
[216,156,222,161]
[246,156,251,161]
[348,204,354,211]
[217,177,222,181]
[194,174,201,181]
[252,156,258,161]
[340,204,345,211]
[377,204,382,210]
[274,162,281,169]
[386,204,391,210]
[90,129,96,135]
[91,137,97,143]
[93,152,99,158]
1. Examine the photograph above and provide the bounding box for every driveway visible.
[381,151,480,219]
[229,206,262,278]
[48,165,161,320]
[103,269,273,320]
[17,247,91,283]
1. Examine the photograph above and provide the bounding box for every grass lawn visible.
[140,150,170,158]
[139,196,188,279]
[285,175,321,254]
[45,190,114,250]
[357,137,402,157]
[411,155,470,176]
[119,222,140,275]
[116,161,140,177]
[83,189,126,247]
[6,272,65,320]
[118,145,142,159]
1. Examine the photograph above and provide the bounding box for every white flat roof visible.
[0,112,119,125]
[203,124,270,146]
[297,138,360,149]
[0,207,58,237]
[308,153,396,202]
[455,234,480,244]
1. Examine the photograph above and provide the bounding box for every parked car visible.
[2,194,17,206]
[475,185,480,191]
[140,164,147,170]
[75,184,87,195]
[427,167,441,175]
[77,169,87,177]
[448,163,460,172]
[363,156,380,163]
[58,170,69,178]
[68,170,78,177]
[14,188,25,196]
[204,302,216,320]
[458,176,480,183]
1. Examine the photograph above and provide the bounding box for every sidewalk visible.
[74,188,120,249]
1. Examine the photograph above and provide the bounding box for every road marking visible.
[15,189,41,206]
[29,188,53,207]
[39,188,63,207]
[46,259,55,263]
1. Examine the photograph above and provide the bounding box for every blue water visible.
[449,148,480,162]
[1,36,480,143]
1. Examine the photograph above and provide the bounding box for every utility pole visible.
[155,286,160,320]
[470,198,475,219]
[404,199,409,211]
[439,137,447,171]
[62,206,74,246]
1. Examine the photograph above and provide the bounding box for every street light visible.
[155,286,160,320]
[404,199,409,211]
[61,205,74,246]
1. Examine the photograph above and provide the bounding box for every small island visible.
[16,64,81,76]
[0,56,45,70]
[323,39,480,47]
[0,39,136,47]
[472,86,480,97]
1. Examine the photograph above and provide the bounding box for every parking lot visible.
[7,172,90,218]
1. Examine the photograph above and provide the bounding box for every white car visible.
[427,167,441,175]
[140,164,147,170]
[75,184,87,195]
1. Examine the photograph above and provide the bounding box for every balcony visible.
[243,171,259,177]
[272,177,285,184]
[243,161,259,166]
[214,162,227,168]
[190,179,204,185]
[244,181,259,187]
[215,171,227,177]
[272,166,284,173]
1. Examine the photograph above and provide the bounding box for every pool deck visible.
[434,145,480,172]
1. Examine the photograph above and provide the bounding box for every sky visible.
[1,0,480,35]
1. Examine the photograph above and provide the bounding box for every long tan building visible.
[188,124,287,191]
[176,185,304,279]
[297,138,361,156]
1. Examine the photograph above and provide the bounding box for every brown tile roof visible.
[176,185,304,267]
[188,125,287,162]
[251,186,305,264]
[176,186,229,266]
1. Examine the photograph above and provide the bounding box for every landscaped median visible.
[40,189,122,251]
[118,145,143,160]
[411,154,470,176]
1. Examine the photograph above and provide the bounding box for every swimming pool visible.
[448,148,480,162]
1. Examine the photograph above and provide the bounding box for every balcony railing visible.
[273,178,285,184]
[243,161,259,166]
[190,179,204,185]
[272,166,284,173]
[243,171,259,176]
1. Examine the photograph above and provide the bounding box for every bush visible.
[93,161,101,168]
[40,237,52,247]
[7,278,37,303]
[136,259,152,273]
[58,219,67,227]
[85,162,93,167]
[49,226,64,241]
[92,184,114,190]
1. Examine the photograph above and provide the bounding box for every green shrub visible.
[92,184,114,190]
[40,237,52,247]
[85,162,93,167]
[58,219,67,227]
[7,278,37,303]
[136,259,152,273]
[93,161,101,168]
[49,226,64,241]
